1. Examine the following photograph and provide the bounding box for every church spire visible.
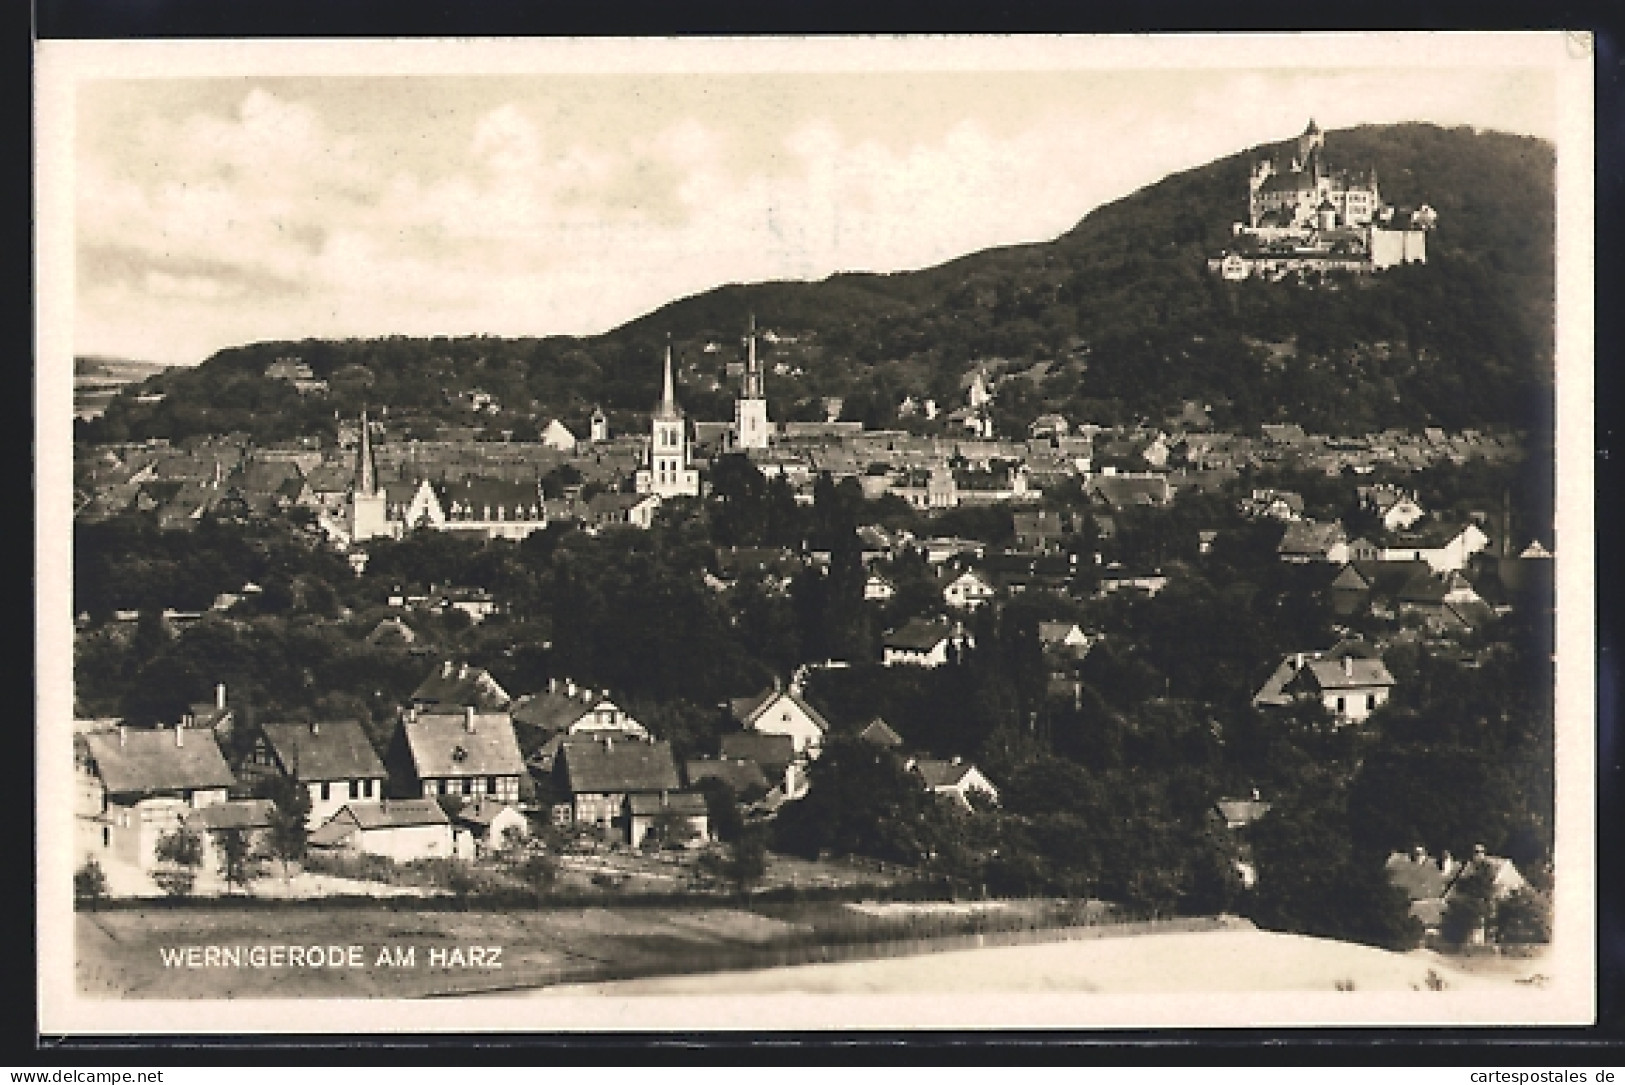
[356,409,378,496]
[655,337,681,420]
[743,313,763,400]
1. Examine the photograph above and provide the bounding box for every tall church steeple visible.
[356,408,379,497]
[636,336,700,498]
[734,314,771,450]
[350,408,390,542]
[656,338,681,421]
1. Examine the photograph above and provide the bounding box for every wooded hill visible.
[79,122,1555,446]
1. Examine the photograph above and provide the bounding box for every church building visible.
[732,315,772,451]
[349,409,394,543]
[635,342,701,499]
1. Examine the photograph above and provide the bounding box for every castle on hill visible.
[1209,120,1437,282]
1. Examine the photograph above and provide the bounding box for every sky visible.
[65,44,1561,366]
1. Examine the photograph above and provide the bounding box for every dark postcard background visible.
[26,0,1625,1066]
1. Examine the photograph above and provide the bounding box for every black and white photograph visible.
[35,33,1595,1032]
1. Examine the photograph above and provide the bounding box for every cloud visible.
[73,70,1558,365]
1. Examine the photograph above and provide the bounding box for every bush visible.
[1496,887,1552,944]
[74,859,109,907]
[302,848,400,884]
[152,827,204,897]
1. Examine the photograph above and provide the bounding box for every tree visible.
[643,805,700,851]
[512,842,558,902]
[262,774,312,882]
[703,823,770,895]
[74,859,109,908]
[215,827,259,894]
[152,826,205,897]
[1495,886,1552,945]
[1440,864,1498,946]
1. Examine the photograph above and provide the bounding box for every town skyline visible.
[57,37,1561,366]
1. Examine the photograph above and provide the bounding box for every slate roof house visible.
[882,617,972,667]
[719,732,800,796]
[908,757,1000,809]
[410,660,512,712]
[308,798,457,862]
[78,725,237,869]
[1285,655,1396,724]
[1384,844,1530,941]
[1253,640,1394,724]
[552,735,685,844]
[1277,520,1350,564]
[387,706,527,805]
[240,719,389,829]
[685,757,772,797]
[511,680,648,741]
[728,686,829,758]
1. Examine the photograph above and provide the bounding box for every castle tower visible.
[635,340,700,498]
[349,409,391,542]
[734,314,771,450]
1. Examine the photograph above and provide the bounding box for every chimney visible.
[442,660,454,678]
[118,725,127,747]
[175,724,184,747]
[604,735,614,753]
[1473,843,1487,860]
[1293,652,1305,670]
[1343,656,1353,678]
[1251,787,1261,802]
[216,682,227,710]
[310,721,321,735]
[951,755,962,765]
[464,706,476,733]
[566,679,576,698]
[548,677,557,695]
[458,663,469,681]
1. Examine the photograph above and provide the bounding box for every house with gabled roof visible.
[686,757,771,797]
[78,725,237,869]
[512,679,648,743]
[410,660,512,712]
[728,685,829,759]
[552,734,683,840]
[627,792,711,849]
[1379,522,1491,574]
[1037,621,1095,660]
[240,719,389,829]
[309,798,456,862]
[445,796,529,856]
[586,491,662,530]
[1384,844,1529,941]
[1277,519,1350,564]
[1283,654,1396,724]
[908,757,1000,810]
[857,718,905,749]
[387,706,526,805]
[942,568,996,611]
[1358,484,1426,531]
[719,732,800,796]
[883,617,972,668]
